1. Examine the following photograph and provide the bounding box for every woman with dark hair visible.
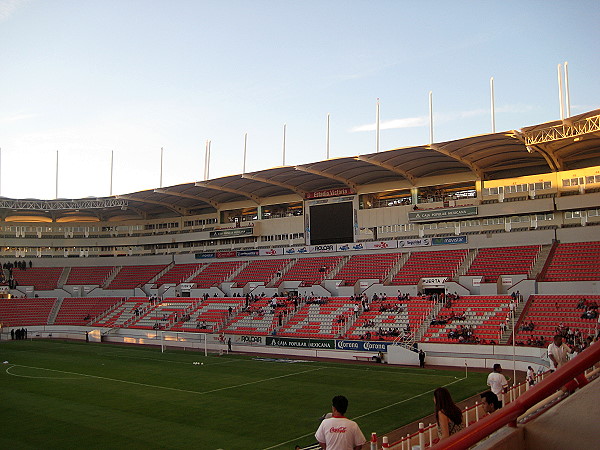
[433,387,464,440]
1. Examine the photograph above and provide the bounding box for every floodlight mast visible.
[564,62,571,117]
[326,113,330,159]
[242,133,248,174]
[558,64,565,120]
[203,140,211,181]
[160,147,164,188]
[55,150,59,199]
[282,123,287,166]
[490,77,496,133]
[429,91,434,145]
[376,98,380,153]
[203,140,208,181]
[110,150,114,196]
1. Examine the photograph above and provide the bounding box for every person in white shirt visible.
[315,395,366,450]
[487,364,508,406]
[526,366,535,386]
[547,335,572,371]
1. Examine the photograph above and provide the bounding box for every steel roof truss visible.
[523,114,600,145]
[356,155,416,184]
[241,173,306,197]
[194,181,260,203]
[293,165,357,190]
[153,188,219,209]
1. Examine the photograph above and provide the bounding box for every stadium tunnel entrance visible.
[422,287,444,296]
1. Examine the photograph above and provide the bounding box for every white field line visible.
[4,363,324,395]
[199,367,324,394]
[314,364,459,377]
[98,352,457,376]
[12,341,458,376]
[262,376,466,450]
[5,365,82,380]
[100,352,241,367]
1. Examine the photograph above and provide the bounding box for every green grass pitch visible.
[0,340,486,449]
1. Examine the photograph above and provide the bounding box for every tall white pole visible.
[282,123,287,165]
[429,91,434,145]
[203,140,208,181]
[207,141,211,180]
[243,133,248,173]
[110,150,114,196]
[0,147,2,197]
[160,147,164,188]
[512,309,516,387]
[564,62,571,118]
[490,77,496,133]
[55,150,59,199]
[558,64,565,120]
[376,98,380,153]
[326,113,330,159]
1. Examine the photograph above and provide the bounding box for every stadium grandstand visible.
[2,109,600,449]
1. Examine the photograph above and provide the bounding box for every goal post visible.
[159,331,208,355]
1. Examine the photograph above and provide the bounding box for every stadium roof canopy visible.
[2,109,599,222]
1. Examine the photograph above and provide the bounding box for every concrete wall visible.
[537,280,600,295]
[396,342,551,373]
[0,325,550,375]
[556,225,600,243]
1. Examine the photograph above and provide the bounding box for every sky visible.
[1,0,599,200]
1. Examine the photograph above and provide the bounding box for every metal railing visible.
[430,341,600,449]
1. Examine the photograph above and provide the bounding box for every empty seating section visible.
[406,298,437,335]
[543,242,600,281]
[189,261,244,288]
[54,297,122,325]
[225,298,294,335]
[107,265,168,289]
[514,295,600,345]
[0,298,56,326]
[466,245,540,282]
[93,297,148,327]
[335,254,401,286]
[422,296,511,343]
[232,259,290,287]
[129,298,198,330]
[346,300,408,340]
[277,298,357,338]
[345,297,433,341]
[11,267,63,290]
[392,249,467,285]
[4,241,600,347]
[66,266,114,285]
[276,256,343,287]
[173,298,246,333]
[154,264,200,286]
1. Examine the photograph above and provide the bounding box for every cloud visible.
[0,113,37,123]
[496,104,535,114]
[351,116,428,132]
[571,104,598,114]
[350,104,536,132]
[458,109,487,118]
[0,0,29,22]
